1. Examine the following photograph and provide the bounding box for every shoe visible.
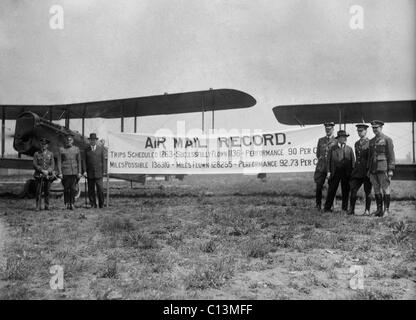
[323,208,333,213]
[69,204,74,210]
[363,210,370,216]
[44,206,49,211]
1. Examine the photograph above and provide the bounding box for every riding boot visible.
[373,194,383,217]
[347,196,356,215]
[383,194,390,216]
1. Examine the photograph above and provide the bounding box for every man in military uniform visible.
[57,134,82,210]
[314,122,336,210]
[33,138,55,211]
[367,120,395,217]
[347,124,372,215]
[324,130,355,213]
[83,133,107,208]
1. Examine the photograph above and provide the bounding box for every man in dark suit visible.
[83,133,107,208]
[314,122,336,210]
[324,130,355,213]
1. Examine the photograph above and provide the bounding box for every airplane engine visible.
[13,112,40,156]
[13,111,88,157]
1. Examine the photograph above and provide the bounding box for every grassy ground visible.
[0,174,415,300]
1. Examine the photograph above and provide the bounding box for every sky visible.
[0,0,415,159]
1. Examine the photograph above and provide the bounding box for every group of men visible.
[33,121,395,215]
[32,133,107,211]
[314,120,395,217]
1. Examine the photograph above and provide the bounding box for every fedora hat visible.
[336,130,349,138]
[88,133,98,140]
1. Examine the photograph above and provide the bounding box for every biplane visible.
[272,100,416,180]
[0,88,256,195]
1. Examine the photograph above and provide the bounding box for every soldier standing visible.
[33,138,55,211]
[57,134,82,210]
[314,122,336,210]
[324,130,355,213]
[348,124,372,215]
[368,120,395,217]
[83,133,107,208]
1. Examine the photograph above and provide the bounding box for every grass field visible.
[0,174,415,299]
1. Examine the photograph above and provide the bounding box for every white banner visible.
[108,126,326,174]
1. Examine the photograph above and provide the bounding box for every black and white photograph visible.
[0,0,415,305]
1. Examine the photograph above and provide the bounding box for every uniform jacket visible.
[83,145,107,179]
[367,133,395,174]
[351,138,370,179]
[57,145,82,176]
[33,150,55,179]
[315,136,336,173]
[328,143,355,175]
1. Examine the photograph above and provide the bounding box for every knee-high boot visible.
[383,194,390,216]
[373,194,383,217]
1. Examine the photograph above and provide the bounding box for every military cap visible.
[356,124,369,130]
[335,130,349,138]
[371,120,384,128]
[65,133,75,138]
[88,133,98,140]
[39,138,50,145]
[324,122,335,128]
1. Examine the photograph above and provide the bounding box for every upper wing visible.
[273,100,416,125]
[1,89,256,120]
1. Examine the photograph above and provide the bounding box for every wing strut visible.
[413,107,415,163]
[1,106,5,158]
[201,95,205,132]
[211,88,215,130]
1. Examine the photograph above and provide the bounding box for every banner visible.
[108,126,327,174]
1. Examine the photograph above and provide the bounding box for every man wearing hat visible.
[33,138,55,211]
[367,120,395,217]
[83,133,107,208]
[324,130,355,213]
[348,124,372,215]
[314,122,337,210]
[57,133,82,210]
